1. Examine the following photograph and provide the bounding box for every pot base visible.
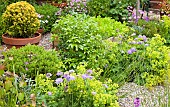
[2,33,41,49]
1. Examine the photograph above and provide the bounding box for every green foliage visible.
[34,3,59,32]
[3,45,63,77]
[102,33,170,88]
[52,14,105,70]
[2,1,40,38]
[86,0,111,17]
[33,65,119,107]
[93,16,129,39]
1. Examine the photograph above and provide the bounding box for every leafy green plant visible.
[3,45,63,77]
[93,16,129,39]
[51,14,105,70]
[34,3,59,32]
[86,0,111,17]
[2,1,40,38]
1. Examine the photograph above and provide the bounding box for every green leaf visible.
[0,69,4,76]
[18,92,24,101]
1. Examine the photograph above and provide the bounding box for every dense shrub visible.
[2,1,40,38]
[3,45,63,77]
[34,3,59,32]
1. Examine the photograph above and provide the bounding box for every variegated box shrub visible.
[2,1,40,38]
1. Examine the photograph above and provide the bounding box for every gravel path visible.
[118,83,168,107]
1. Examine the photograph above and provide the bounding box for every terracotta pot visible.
[0,65,5,70]
[51,2,67,8]
[37,28,44,34]
[2,33,42,49]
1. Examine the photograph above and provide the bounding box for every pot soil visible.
[2,33,41,49]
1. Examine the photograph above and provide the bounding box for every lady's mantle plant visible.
[2,1,40,38]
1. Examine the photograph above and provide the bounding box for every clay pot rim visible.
[2,33,41,40]
[2,33,41,46]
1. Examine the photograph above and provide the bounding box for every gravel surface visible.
[117,83,169,107]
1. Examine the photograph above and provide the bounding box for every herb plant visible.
[52,14,105,70]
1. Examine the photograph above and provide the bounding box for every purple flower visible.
[127,49,133,54]
[144,16,149,21]
[56,71,63,76]
[134,97,140,107]
[82,74,93,80]
[131,47,136,52]
[25,68,28,71]
[25,62,29,65]
[55,78,63,84]
[142,35,147,42]
[91,91,96,95]
[103,84,108,88]
[82,74,89,79]
[69,69,75,73]
[63,73,69,78]
[86,69,93,74]
[48,92,52,96]
[46,73,52,78]
[137,41,143,44]
[127,47,137,54]
[88,76,93,79]
[138,10,144,15]
[66,75,75,81]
